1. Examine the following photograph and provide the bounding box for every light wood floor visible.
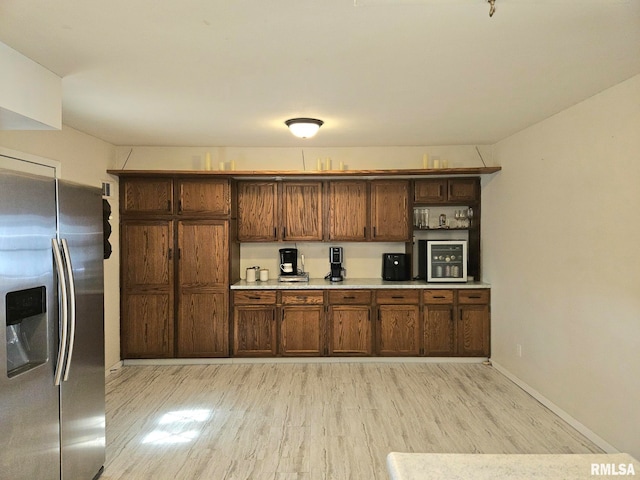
[101,362,601,480]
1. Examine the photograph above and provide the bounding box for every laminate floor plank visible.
[101,363,601,480]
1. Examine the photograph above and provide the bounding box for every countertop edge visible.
[231,278,490,290]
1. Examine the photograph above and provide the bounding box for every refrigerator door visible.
[0,169,60,480]
[57,181,105,480]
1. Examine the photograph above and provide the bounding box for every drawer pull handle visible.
[433,295,445,299]
[344,296,356,299]
[248,296,261,300]
[391,296,404,299]
[468,295,482,299]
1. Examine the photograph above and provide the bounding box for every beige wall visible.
[483,73,640,458]
[0,126,121,371]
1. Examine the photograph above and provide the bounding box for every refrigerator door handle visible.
[61,238,76,382]
[52,238,69,386]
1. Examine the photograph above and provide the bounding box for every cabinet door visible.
[122,292,173,358]
[423,304,455,356]
[121,178,173,215]
[370,180,410,241]
[178,179,230,216]
[329,305,371,355]
[233,305,277,356]
[177,221,229,357]
[281,306,324,356]
[178,220,228,287]
[447,178,478,203]
[457,304,490,356]
[327,181,368,241]
[177,291,228,357]
[414,179,447,203]
[237,182,278,241]
[377,305,420,355]
[282,182,323,241]
[121,221,173,289]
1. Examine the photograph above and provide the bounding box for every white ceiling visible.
[1,0,639,147]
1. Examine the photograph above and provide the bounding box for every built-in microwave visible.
[422,240,467,282]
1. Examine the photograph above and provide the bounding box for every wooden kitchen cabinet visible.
[280,291,325,356]
[121,178,173,215]
[176,220,229,357]
[414,178,479,204]
[281,182,323,241]
[376,290,420,355]
[423,290,456,356]
[177,179,230,216]
[237,181,278,241]
[233,290,277,356]
[119,175,235,359]
[370,180,410,241]
[120,220,174,358]
[237,181,323,241]
[327,290,372,355]
[457,289,490,356]
[326,181,368,241]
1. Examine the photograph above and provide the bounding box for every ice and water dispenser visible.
[5,286,48,378]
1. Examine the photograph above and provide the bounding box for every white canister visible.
[259,269,269,281]
[246,267,257,282]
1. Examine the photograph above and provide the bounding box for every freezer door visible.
[57,181,105,480]
[0,169,60,480]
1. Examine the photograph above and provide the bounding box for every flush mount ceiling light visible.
[285,118,324,138]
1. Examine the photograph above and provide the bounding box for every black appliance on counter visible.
[382,253,411,281]
[329,246,344,282]
[279,248,298,276]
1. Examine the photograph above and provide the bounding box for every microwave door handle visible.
[61,239,76,382]
[52,239,69,386]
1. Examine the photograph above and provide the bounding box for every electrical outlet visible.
[516,344,522,357]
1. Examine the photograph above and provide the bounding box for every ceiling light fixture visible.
[285,118,324,138]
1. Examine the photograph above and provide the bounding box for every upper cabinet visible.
[237,181,323,242]
[281,182,323,241]
[414,178,479,204]
[122,178,173,215]
[238,179,410,243]
[326,181,368,242]
[177,179,230,216]
[370,180,410,241]
[121,176,231,217]
[237,181,278,241]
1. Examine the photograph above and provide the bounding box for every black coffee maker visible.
[279,248,298,277]
[329,246,344,282]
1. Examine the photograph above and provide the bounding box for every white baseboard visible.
[122,356,489,367]
[491,360,619,454]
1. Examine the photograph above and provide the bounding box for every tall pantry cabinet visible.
[119,175,238,358]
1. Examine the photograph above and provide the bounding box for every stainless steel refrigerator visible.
[0,162,105,479]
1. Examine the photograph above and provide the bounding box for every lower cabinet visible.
[233,291,277,356]
[376,290,421,356]
[423,289,490,357]
[280,291,325,356]
[328,290,372,355]
[457,289,490,356]
[423,290,456,356]
[231,287,489,358]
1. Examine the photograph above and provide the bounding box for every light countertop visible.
[386,452,640,480]
[231,278,490,290]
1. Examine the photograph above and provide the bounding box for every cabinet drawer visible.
[281,290,324,305]
[423,290,454,304]
[458,289,489,304]
[233,290,277,304]
[376,290,420,304]
[328,290,372,305]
